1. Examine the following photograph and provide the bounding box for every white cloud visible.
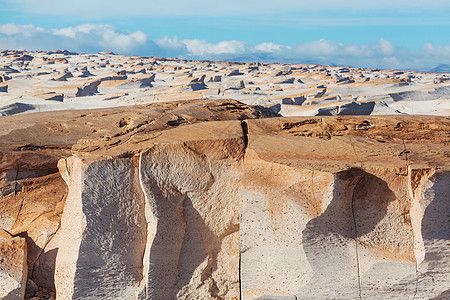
[182,39,247,56]
[0,23,44,36]
[421,43,450,58]
[254,42,286,53]
[294,38,398,60]
[52,24,147,52]
[1,23,450,71]
[155,38,289,57]
[0,23,151,54]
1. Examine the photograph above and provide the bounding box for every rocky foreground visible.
[1,49,449,117]
[0,97,448,299]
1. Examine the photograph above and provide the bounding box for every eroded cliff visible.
[0,100,449,299]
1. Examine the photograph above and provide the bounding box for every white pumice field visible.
[1,49,449,117]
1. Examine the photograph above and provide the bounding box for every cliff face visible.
[0,100,266,299]
[55,122,245,299]
[240,117,449,299]
[0,100,449,299]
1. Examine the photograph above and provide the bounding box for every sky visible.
[1,0,450,71]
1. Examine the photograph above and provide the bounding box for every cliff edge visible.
[0,100,449,299]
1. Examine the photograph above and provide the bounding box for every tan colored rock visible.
[75,80,100,97]
[56,121,244,299]
[55,156,147,299]
[0,98,449,299]
[0,99,266,295]
[0,237,27,300]
[0,229,13,241]
[137,121,243,299]
[239,116,449,299]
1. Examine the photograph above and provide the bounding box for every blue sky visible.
[1,0,450,70]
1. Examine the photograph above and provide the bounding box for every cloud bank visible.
[0,23,155,54]
[1,23,450,71]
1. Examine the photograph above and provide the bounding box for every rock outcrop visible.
[240,117,449,299]
[75,80,101,97]
[0,100,449,299]
[0,237,28,300]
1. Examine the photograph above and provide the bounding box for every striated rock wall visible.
[239,117,449,300]
[0,101,449,299]
[0,99,268,299]
[55,121,245,299]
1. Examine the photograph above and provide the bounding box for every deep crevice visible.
[241,120,249,150]
[239,120,248,299]
[13,166,25,227]
[351,168,364,300]
[403,140,419,299]
[30,223,61,280]
[347,136,364,299]
[137,152,150,299]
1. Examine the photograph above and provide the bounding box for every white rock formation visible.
[55,157,147,299]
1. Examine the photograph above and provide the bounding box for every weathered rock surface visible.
[0,237,28,300]
[0,99,449,299]
[0,99,272,298]
[240,117,449,299]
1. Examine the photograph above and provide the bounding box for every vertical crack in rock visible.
[139,147,190,299]
[347,135,363,299]
[402,140,410,162]
[29,222,61,280]
[64,158,71,179]
[402,140,420,299]
[241,120,249,151]
[300,167,399,299]
[13,166,25,227]
[239,119,249,300]
[137,152,150,299]
[351,168,364,300]
[13,167,19,196]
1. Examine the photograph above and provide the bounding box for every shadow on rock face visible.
[352,169,398,239]
[144,182,224,299]
[422,171,450,241]
[173,195,220,298]
[417,171,450,297]
[140,150,228,299]
[299,168,396,298]
[16,230,59,289]
[304,168,396,240]
[431,289,450,300]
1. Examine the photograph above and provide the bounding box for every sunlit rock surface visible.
[0,98,448,299]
